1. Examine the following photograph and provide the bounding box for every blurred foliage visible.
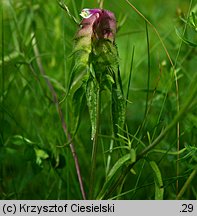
[0,0,196,199]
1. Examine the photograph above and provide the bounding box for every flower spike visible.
[71,8,125,141]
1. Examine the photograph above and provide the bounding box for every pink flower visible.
[78,8,117,42]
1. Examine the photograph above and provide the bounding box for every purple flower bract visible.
[78,8,117,42]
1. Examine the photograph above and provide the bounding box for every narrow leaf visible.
[34,147,49,166]
[85,76,99,139]
[107,153,131,182]
[11,135,35,146]
[149,161,164,200]
[42,75,67,93]
[175,28,197,47]
[112,86,125,136]
[130,148,136,164]
[71,85,86,135]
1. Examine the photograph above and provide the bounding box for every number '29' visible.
[181,204,193,212]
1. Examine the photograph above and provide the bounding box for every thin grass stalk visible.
[0,6,5,193]
[97,0,104,9]
[135,22,151,138]
[131,159,146,199]
[71,0,80,22]
[106,44,132,176]
[80,0,85,11]
[105,90,115,176]
[130,23,151,146]
[105,139,114,175]
[151,90,167,141]
[105,46,134,178]
[98,72,197,199]
[125,0,174,67]
[31,33,86,200]
[174,0,193,197]
[89,88,101,199]
[61,6,72,199]
[1,6,5,143]
[57,179,62,199]
[124,0,182,197]
[126,46,135,107]
[65,148,70,198]
[138,73,197,158]
[174,0,193,66]
[58,1,78,24]
[128,22,162,147]
[111,181,155,200]
[176,167,197,200]
[176,111,180,195]
[144,22,150,119]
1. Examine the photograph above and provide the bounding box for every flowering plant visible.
[69,8,125,141]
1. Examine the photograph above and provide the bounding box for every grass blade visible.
[149,161,164,200]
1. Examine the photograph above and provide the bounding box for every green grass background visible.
[0,0,197,199]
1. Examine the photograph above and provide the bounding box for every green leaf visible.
[85,76,99,139]
[34,147,49,166]
[175,28,197,47]
[11,135,35,146]
[112,86,125,136]
[191,12,197,28]
[42,75,67,93]
[68,62,89,95]
[97,154,131,199]
[107,153,131,182]
[130,148,136,164]
[71,85,86,136]
[149,161,164,200]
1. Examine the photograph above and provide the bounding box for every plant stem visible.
[106,139,114,175]
[1,6,5,143]
[89,88,101,199]
[137,74,197,159]
[174,0,193,198]
[0,5,5,194]
[125,0,174,67]
[98,0,104,9]
[144,21,150,119]
[31,32,86,200]
[58,1,79,24]
[98,72,197,199]
[126,46,135,108]
[176,167,197,200]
